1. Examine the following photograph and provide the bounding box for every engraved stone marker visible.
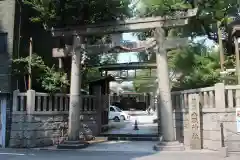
[189,94,201,149]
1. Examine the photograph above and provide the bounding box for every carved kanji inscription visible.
[191,112,198,123]
[192,133,200,140]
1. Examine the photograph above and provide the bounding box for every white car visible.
[109,105,130,121]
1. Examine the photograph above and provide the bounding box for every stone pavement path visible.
[0,148,239,160]
[0,140,239,160]
[82,141,157,152]
[103,112,158,135]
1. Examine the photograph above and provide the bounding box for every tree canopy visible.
[134,0,238,44]
[14,0,132,92]
[17,0,239,93]
[131,0,239,92]
[133,42,222,92]
[23,0,131,28]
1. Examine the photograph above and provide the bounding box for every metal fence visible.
[220,123,240,154]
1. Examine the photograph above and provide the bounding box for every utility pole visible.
[234,36,240,84]
[16,0,22,89]
[236,0,240,84]
[217,21,225,71]
[28,37,32,90]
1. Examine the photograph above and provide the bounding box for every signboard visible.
[237,108,240,133]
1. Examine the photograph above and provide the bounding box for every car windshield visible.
[115,107,122,112]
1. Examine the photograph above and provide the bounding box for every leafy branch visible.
[13,54,69,93]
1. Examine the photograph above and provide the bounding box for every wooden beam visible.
[52,38,156,57]
[52,37,188,57]
[97,62,157,71]
[51,8,197,37]
[115,76,157,81]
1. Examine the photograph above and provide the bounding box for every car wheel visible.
[120,115,125,120]
[113,116,120,122]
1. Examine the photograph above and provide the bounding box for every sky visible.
[117,33,139,63]
[117,33,217,63]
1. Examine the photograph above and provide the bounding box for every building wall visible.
[0,0,16,92]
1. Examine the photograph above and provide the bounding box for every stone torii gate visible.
[51,8,197,149]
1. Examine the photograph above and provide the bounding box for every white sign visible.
[237,108,240,133]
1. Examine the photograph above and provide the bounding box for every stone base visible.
[57,140,89,149]
[219,147,228,158]
[153,141,185,151]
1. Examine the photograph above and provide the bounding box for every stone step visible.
[57,141,89,149]
[158,141,182,146]
[107,136,159,141]
[153,141,185,151]
[88,137,108,144]
[62,140,86,145]
[99,134,158,137]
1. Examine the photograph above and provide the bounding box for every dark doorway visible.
[120,97,137,110]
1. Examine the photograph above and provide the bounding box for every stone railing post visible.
[26,90,36,147]
[92,86,102,134]
[149,92,154,108]
[12,90,20,112]
[27,90,35,115]
[214,83,225,109]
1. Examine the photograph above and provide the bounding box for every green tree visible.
[23,0,131,28]
[133,42,222,92]
[13,54,69,93]
[134,0,238,45]
[172,44,221,90]
[133,70,157,93]
[17,0,131,92]
[132,0,239,92]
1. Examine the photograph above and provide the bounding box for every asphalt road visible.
[0,149,238,160]
[0,150,153,160]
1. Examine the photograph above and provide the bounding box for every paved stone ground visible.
[0,140,239,160]
[0,148,239,160]
[82,141,157,152]
[103,111,158,135]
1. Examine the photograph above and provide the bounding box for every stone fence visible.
[9,90,106,148]
[8,83,240,151]
[171,83,240,152]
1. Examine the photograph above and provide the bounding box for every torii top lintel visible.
[51,8,197,37]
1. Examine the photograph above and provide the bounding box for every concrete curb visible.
[31,140,108,151]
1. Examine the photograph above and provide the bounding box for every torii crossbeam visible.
[51,8,197,37]
[52,37,188,57]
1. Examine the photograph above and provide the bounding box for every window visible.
[0,33,7,53]
[110,107,115,112]
[115,107,122,112]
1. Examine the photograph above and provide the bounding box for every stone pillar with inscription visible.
[189,94,201,149]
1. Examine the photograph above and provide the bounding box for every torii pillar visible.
[57,35,88,149]
[153,27,191,146]
[155,28,175,141]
